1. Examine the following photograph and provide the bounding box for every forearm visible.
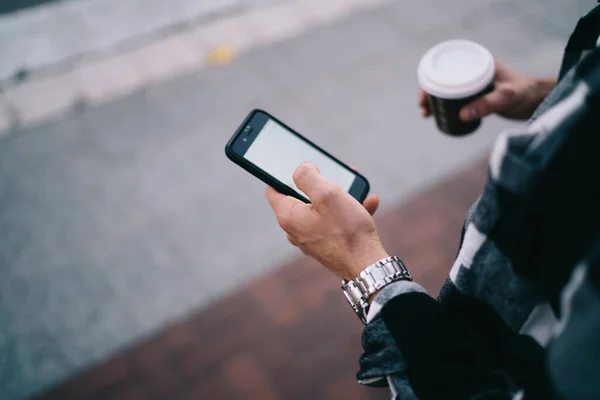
[358,281,514,400]
[381,291,510,399]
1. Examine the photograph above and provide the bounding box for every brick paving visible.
[37,158,487,400]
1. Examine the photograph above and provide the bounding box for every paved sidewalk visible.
[0,0,596,398]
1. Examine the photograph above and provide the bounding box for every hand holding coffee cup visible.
[418,41,558,135]
[418,40,495,136]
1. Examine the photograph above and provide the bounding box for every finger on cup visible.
[419,90,432,117]
[459,89,505,121]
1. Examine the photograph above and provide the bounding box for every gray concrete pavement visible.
[0,0,596,398]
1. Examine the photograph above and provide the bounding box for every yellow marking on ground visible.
[206,45,236,66]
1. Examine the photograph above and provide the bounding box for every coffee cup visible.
[418,40,495,136]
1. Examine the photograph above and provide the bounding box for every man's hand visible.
[419,60,557,121]
[266,162,388,281]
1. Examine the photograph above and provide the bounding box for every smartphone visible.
[225,109,370,203]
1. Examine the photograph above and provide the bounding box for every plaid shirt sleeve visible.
[357,47,600,400]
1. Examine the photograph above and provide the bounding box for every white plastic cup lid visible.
[418,40,495,99]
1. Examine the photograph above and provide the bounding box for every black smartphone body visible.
[225,109,370,203]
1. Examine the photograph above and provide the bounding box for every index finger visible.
[265,186,308,231]
[419,90,431,117]
[418,90,428,107]
[265,186,295,214]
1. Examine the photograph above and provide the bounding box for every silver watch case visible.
[341,256,412,324]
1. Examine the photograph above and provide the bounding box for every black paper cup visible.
[418,40,495,136]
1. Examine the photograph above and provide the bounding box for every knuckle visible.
[501,86,517,102]
[277,208,295,232]
[478,99,492,114]
[286,233,298,246]
[313,185,336,204]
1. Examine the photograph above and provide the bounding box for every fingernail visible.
[461,107,476,121]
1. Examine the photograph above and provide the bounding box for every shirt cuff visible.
[366,280,427,324]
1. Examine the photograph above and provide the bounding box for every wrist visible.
[343,244,389,281]
[532,77,557,106]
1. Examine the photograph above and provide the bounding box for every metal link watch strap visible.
[341,256,411,324]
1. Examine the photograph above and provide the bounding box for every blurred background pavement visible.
[0,0,596,398]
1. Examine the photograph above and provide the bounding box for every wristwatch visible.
[341,256,412,324]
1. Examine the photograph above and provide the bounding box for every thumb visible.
[293,162,333,204]
[459,89,506,121]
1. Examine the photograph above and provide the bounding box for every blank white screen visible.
[244,119,355,200]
